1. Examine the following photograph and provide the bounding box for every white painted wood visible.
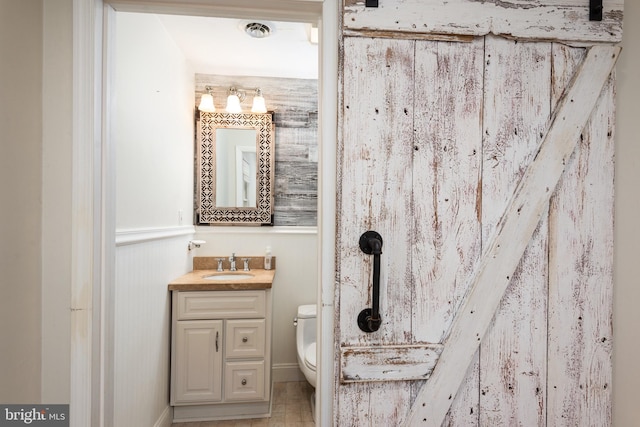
[170,289,272,420]
[174,320,224,404]
[225,319,266,359]
[173,401,270,422]
[479,37,551,426]
[106,0,322,21]
[176,290,266,320]
[341,345,443,382]
[71,0,102,426]
[547,43,615,426]
[344,0,623,44]
[114,236,192,427]
[115,225,195,246]
[153,407,172,427]
[411,37,485,425]
[411,38,484,345]
[337,36,416,425]
[404,44,620,427]
[101,6,117,426]
[318,1,341,424]
[224,360,266,401]
[339,36,415,346]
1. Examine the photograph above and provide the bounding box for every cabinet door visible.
[174,320,223,404]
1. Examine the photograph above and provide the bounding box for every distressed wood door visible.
[336,35,617,426]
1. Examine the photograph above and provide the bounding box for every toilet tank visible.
[297,304,317,319]
[296,304,317,346]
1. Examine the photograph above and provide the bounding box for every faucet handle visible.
[242,258,250,271]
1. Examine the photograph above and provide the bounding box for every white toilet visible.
[295,304,317,388]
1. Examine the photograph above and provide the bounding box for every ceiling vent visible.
[244,22,272,39]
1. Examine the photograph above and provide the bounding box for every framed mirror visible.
[196,112,275,225]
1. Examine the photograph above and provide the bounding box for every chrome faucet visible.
[216,258,224,272]
[242,258,251,271]
[229,253,237,271]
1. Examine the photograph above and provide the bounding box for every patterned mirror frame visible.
[197,112,274,225]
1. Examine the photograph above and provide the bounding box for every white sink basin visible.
[203,273,254,281]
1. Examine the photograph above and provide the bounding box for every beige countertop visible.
[168,268,275,291]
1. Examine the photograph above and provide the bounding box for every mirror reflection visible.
[215,128,257,208]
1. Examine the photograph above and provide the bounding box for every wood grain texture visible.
[405,44,619,427]
[479,37,550,427]
[337,36,416,425]
[339,37,415,346]
[344,0,623,44]
[341,344,443,382]
[196,74,318,226]
[337,16,617,427]
[547,43,615,426]
[411,37,484,425]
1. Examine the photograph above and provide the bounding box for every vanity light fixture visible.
[225,87,243,113]
[198,86,216,112]
[251,88,267,113]
[199,85,268,114]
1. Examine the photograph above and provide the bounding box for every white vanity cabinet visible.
[170,289,272,422]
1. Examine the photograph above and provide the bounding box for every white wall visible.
[113,11,195,426]
[0,0,43,403]
[194,227,318,381]
[115,12,194,229]
[613,3,640,425]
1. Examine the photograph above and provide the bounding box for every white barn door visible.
[336,34,618,426]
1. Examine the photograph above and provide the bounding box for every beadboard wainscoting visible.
[115,226,195,427]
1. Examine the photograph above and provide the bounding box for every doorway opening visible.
[74,1,338,426]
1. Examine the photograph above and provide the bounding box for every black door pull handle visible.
[358,231,383,333]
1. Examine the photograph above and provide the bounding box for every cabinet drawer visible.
[176,291,266,320]
[226,319,266,359]
[224,361,265,402]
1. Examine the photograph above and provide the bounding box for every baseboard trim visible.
[153,406,172,427]
[272,363,306,383]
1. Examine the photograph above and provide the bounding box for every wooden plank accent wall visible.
[195,74,318,226]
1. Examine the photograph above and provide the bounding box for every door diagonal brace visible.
[404,45,620,427]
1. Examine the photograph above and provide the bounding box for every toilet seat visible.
[304,343,316,371]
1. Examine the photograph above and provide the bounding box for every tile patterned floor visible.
[171,381,315,427]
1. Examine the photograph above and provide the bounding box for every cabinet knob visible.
[241,378,247,386]
[242,336,248,343]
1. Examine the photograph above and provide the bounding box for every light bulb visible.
[198,93,215,112]
[251,95,267,113]
[226,94,242,113]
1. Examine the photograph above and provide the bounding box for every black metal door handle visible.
[358,231,383,333]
